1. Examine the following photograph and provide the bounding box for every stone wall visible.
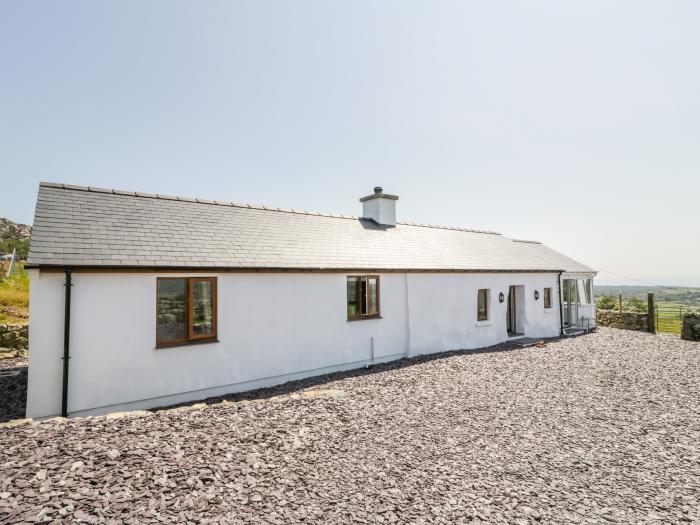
[681,313,700,341]
[596,310,650,332]
[0,324,29,358]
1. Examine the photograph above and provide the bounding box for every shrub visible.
[626,297,647,313]
[0,237,29,260]
[596,294,648,313]
[596,295,617,310]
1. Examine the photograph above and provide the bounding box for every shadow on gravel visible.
[0,358,28,423]
[154,335,571,413]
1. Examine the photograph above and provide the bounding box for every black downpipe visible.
[62,268,72,417]
[557,271,564,336]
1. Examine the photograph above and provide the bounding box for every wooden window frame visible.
[477,289,489,321]
[157,277,218,347]
[347,275,381,321]
[544,287,552,309]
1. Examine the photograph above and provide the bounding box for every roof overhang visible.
[29,264,567,274]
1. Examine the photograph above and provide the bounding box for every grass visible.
[0,267,29,324]
[655,301,695,335]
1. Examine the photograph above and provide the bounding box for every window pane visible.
[368,277,378,315]
[192,280,214,336]
[347,277,359,317]
[478,289,488,320]
[359,278,368,315]
[584,279,592,303]
[158,279,187,342]
[544,288,551,308]
[577,279,588,305]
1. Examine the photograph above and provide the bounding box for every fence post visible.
[619,294,623,314]
[647,292,656,334]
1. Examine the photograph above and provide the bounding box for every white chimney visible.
[360,186,398,227]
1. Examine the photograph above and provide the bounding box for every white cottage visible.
[25,183,596,418]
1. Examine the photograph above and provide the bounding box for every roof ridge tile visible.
[512,238,542,244]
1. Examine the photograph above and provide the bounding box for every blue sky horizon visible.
[2,1,699,287]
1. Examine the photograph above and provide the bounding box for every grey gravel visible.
[0,357,27,423]
[1,328,699,524]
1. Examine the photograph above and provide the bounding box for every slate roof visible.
[26,183,595,273]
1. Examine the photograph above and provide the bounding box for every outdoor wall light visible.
[499,292,505,303]
[534,290,540,301]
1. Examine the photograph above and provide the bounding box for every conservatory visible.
[561,273,596,332]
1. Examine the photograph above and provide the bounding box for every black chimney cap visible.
[360,187,398,202]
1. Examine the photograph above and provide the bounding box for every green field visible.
[594,285,700,308]
[594,286,700,335]
[654,302,690,335]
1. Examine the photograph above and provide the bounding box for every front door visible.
[562,279,578,326]
[506,285,517,335]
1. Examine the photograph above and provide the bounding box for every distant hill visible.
[0,218,31,259]
[594,285,700,307]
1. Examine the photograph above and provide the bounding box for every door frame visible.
[506,285,523,336]
[562,279,578,327]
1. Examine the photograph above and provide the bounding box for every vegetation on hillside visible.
[595,294,649,313]
[0,267,29,324]
[594,285,700,308]
[0,237,29,260]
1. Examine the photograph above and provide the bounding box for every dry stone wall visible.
[682,313,700,341]
[0,324,28,358]
[596,310,649,332]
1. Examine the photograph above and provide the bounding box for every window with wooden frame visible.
[347,276,380,320]
[477,289,489,321]
[157,277,217,346]
[543,287,552,309]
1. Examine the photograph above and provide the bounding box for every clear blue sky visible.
[1,1,699,285]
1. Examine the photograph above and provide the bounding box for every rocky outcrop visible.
[596,310,649,332]
[0,218,31,241]
[681,312,700,341]
[0,217,31,260]
[0,324,28,358]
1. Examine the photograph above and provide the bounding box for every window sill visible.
[475,320,492,327]
[156,338,219,350]
[347,315,383,322]
[544,308,556,313]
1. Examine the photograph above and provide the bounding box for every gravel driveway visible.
[1,328,699,524]
[0,357,27,423]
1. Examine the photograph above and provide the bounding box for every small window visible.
[477,289,489,321]
[347,276,380,320]
[544,287,552,309]
[157,277,217,346]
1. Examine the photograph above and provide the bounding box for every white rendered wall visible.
[27,273,408,418]
[26,271,562,418]
[25,270,65,419]
[406,273,562,355]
